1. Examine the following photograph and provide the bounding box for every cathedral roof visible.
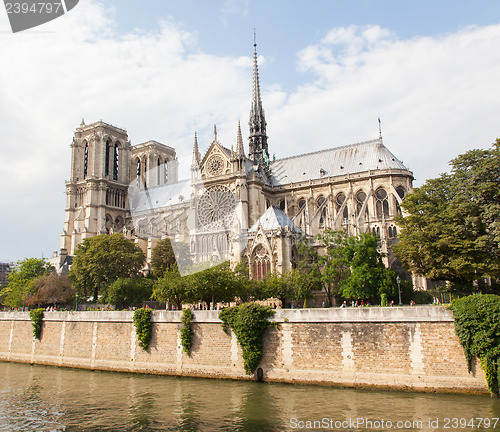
[129,179,191,213]
[269,138,409,186]
[249,206,301,233]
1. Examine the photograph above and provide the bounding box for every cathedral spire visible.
[248,37,269,171]
[191,131,200,169]
[236,120,245,157]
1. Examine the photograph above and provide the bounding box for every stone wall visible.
[0,306,487,394]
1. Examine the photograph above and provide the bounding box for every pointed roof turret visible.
[191,131,200,169]
[236,120,245,157]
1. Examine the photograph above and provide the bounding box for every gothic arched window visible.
[279,199,286,211]
[164,159,168,184]
[336,192,348,222]
[356,190,369,218]
[113,143,119,181]
[317,196,327,226]
[83,143,89,179]
[105,140,110,176]
[375,188,389,218]
[395,186,405,214]
[252,245,271,281]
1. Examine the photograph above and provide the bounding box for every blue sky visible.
[1,0,500,262]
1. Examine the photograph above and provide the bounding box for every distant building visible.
[60,44,414,282]
[0,262,14,288]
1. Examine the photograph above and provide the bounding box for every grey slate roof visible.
[270,138,408,186]
[129,179,191,213]
[249,206,302,233]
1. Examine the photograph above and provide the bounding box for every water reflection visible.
[0,362,499,431]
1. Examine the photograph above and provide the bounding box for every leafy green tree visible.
[232,260,266,303]
[264,271,294,306]
[150,238,191,278]
[106,277,153,308]
[394,140,500,291]
[69,234,146,302]
[0,258,54,308]
[152,269,194,309]
[189,262,238,307]
[298,230,350,306]
[342,233,389,300]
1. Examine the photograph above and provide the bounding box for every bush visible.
[180,309,194,355]
[29,308,45,340]
[133,308,152,350]
[450,294,500,396]
[219,303,274,375]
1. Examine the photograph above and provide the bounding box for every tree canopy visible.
[69,234,146,302]
[298,230,398,303]
[150,238,191,278]
[0,258,54,308]
[394,139,500,293]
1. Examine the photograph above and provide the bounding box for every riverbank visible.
[0,306,488,394]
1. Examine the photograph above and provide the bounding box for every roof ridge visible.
[271,138,382,164]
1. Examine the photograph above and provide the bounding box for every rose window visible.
[197,185,236,229]
[207,155,225,176]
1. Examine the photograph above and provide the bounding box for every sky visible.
[1,0,500,262]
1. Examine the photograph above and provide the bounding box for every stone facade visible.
[0,307,487,394]
[60,44,414,279]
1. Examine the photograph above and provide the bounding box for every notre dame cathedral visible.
[60,44,414,283]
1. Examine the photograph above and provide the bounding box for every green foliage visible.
[189,262,239,307]
[219,303,274,375]
[450,294,500,396]
[133,307,152,351]
[180,309,194,355]
[0,258,54,308]
[106,277,153,308]
[70,234,146,302]
[152,269,194,309]
[150,238,191,278]
[380,293,388,307]
[29,308,45,340]
[395,140,500,289]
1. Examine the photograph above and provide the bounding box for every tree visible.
[152,269,194,309]
[69,234,146,302]
[342,233,391,300]
[106,277,153,308]
[150,238,191,278]
[189,262,238,307]
[264,271,294,306]
[0,258,54,308]
[394,140,500,291]
[25,273,74,308]
[298,230,350,306]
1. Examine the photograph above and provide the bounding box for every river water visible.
[1,362,499,432]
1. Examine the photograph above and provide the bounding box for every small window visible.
[299,198,306,209]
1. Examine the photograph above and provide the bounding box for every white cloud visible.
[1,4,499,261]
[269,24,500,185]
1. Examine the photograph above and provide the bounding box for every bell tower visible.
[61,120,131,254]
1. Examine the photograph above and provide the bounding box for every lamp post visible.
[396,275,402,306]
[75,293,79,311]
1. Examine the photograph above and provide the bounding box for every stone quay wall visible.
[0,306,487,394]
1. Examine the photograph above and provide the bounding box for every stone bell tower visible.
[60,120,132,254]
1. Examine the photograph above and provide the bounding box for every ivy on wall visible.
[133,308,152,351]
[219,303,274,375]
[180,309,194,355]
[29,308,45,340]
[450,294,500,396]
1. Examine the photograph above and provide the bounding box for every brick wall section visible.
[0,307,488,394]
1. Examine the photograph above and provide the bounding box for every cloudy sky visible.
[1,0,500,262]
